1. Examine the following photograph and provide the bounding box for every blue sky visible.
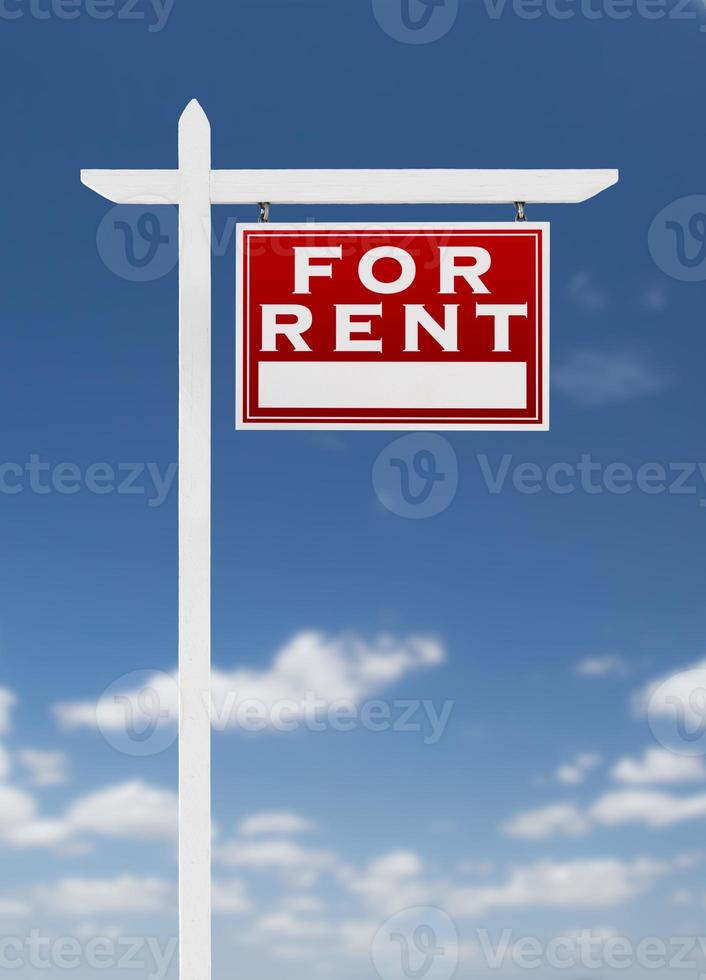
[2,0,706,978]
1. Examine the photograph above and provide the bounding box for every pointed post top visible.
[179,99,210,174]
[180,99,209,125]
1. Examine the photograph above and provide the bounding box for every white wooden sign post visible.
[81,99,618,980]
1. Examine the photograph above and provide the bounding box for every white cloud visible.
[224,834,695,951]
[12,819,73,847]
[55,670,177,731]
[564,927,620,942]
[0,899,31,917]
[590,789,706,828]
[458,859,495,876]
[254,912,329,938]
[566,272,606,312]
[555,765,582,785]
[556,753,602,785]
[216,838,336,879]
[2,780,177,849]
[366,852,423,879]
[0,688,16,735]
[339,849,666,923]
[611,748,706,785]
[344,854,679,922]
[574,655,628,678]
[212,879,251,914]
[444,858,673,917]
[18,749,69,787]
[643,284,667,311]
[347,851,430,917]
[72,923,125,941]
[502,803,591,839]
[670,888,692,907]
[339,920,378,957]
[554,351,670,407]
[237,812,316,836]
[37,876,172,915]
[0,689,16,781]
[55,632,444,734]
[503,784,706,838]
[0,784,40,843]
[281,895,323,914]
[64,781,177,840]
[268,945,319,961]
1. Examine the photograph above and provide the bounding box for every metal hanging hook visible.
[515,201,527,222]
[259,202,270,223]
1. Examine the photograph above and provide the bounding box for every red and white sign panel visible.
[236,223,549,430]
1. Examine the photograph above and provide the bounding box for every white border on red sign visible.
[235,221,550,431]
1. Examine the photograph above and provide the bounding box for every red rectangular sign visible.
[236,223,549,430]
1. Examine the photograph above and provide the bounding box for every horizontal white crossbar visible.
[81,169,179,203]
[81,168,618,205]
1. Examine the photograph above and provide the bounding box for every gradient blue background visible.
[1,0,706,976]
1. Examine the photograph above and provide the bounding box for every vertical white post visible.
[178,99,211,980]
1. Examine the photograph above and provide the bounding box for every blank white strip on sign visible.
[258,362,527,410]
